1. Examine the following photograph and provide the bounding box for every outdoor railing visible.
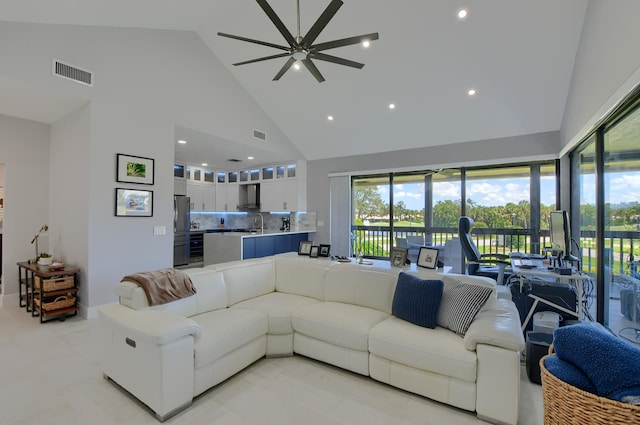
[352,225,640,282]
[351,225,548,258]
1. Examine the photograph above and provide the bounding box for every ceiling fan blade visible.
[218,32,290,51]
[302,58,325,83]
[233,52,292,66]
[302,0,343,47]
[310,52,364,69]
[273,57,296,81]
[256,0,297,47]
[311,32,379,52]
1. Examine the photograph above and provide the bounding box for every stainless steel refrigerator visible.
[173,195,190,266]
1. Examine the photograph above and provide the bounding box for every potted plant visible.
[38,252,53,266]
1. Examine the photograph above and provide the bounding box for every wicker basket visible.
[34,275,74,292]
[34,296,76,312]
[540,346,640,424]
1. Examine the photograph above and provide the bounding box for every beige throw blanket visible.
[122,268,196,306]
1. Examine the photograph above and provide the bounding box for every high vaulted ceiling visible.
[0,0,589,167]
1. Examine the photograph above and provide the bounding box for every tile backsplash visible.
[190,211,316,233]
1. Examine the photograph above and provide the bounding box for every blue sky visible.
[381,176,557,210]
[376,172,640,211]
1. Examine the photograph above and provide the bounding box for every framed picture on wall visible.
[116,153,154,185]
[115,188,153,217]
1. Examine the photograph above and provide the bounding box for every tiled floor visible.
[0,304,543,425]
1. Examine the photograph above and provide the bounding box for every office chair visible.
[458,216,511,284]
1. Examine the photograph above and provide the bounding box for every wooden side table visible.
[17,262,80,323]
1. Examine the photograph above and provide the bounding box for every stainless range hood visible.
[239,183,260,210]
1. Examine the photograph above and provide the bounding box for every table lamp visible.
[30,224,48,261]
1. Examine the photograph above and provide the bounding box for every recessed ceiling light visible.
[247,156,254,160]
[362,40,370,48]
[177,140,187,144]
[468,89,476,96]
[327,115,334,121]
[201,163,208,167]
[458,9,468,19]
[293,62,301,70]
[389,103,396,110]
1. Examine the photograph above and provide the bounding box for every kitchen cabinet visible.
[205,232,309,264]
[187,181,215,211]
[242,233,308,260]
[187,166,215,184]
[260,178,299,211]
[174,177,187,195]
[215,183,239,211]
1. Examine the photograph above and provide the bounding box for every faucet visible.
[254,213,264,233]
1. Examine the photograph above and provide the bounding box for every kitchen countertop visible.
[204,229,313,237]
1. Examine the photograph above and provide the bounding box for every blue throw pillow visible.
[392,272,444,329]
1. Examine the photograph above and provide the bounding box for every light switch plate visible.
[154,226,166,235]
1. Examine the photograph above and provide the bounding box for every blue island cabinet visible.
[243,233,309,259]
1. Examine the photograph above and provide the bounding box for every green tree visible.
[353,185,387,221]
[433,199,461,227]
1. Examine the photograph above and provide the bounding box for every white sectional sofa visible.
[98,254,525,424]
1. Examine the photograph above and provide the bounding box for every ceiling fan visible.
[218,0,379,83]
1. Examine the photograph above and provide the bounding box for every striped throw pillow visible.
[436,280,493,336]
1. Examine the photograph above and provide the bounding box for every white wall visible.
[561,0,640,150]
[0,22,300,315]
[49,103,91,313]
[308,131,561,247]
[0,115,50,304]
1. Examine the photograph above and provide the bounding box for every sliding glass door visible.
[603,104,640,342]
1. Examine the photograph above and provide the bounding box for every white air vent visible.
[52,59,93,86]
[253,129,266,141]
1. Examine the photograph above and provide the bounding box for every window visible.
[352,175,390,258]
[604,105,640,338]
[351,162,555,260]
[570,87,640,342]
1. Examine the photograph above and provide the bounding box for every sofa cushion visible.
[325,264,398,314]
[116,268,228,317]
[292,301,389,351]
[274,256,331,300]
[437,279,493,336]
[191,308,268,368]
[392,272,443,329]
[231,292,320,334]
[216,258,275,306]
[369,316,478,383]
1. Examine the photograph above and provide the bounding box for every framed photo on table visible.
[417,247,439,269]
[319,244,331,257]
[309,246,320,258]
[116,153,154,185]
[390,247,408,267]
[298,240,313,255]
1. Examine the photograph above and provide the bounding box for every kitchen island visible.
[204,230,310,266]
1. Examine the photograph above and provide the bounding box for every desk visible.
[17,261,80,322]
[513,264,590,332]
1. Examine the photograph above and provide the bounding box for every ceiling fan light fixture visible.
[217,0,379,83]
[292,50,308,60]
[362,40,370,48]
